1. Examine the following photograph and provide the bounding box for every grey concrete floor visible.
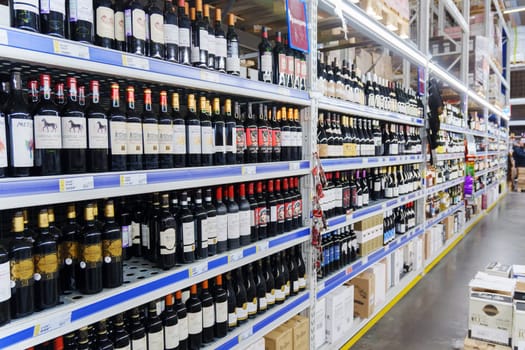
[352,192,524,350]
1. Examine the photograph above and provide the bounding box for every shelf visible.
[317,267,423,349]
[209,291,310,350]
[424,201,465,229]
[320,155,423,172]
[325,190,425,232]
[317,96,424,126]
[425,177,464,196]
[440,123,486,138]
[476,166,499,177]
[0,227,310,349]
[428,153,465,161]
[0,161,310,210]
[316,224,424,299]
[0,26,310,106]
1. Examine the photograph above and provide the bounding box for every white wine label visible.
[149,13,164,43]
[293,280,299,293]
[199,220,208,248]
[0,261,11,302]
[164,323,179,348]
[172,124,186,154]
[182,221,195,253]
[216,37,227,58]
[187,124,201,154]
[215,301,227,323]
[164,23,179,45]
[216,215,227,244]
[114,11,125,41]
[127,122,143,155]
[247,300,257,314]
[142,123,159,154]
[235,305,248,321]
[110,120,127,155]
[270,206,277,222]
[159,228,176,255]
[88,118,108,149]
[201,125,214,155]
[158,124,173,154]
[199,29,208,51]
[34,115,62,149]
[208,34,215,55]
[191,46,200,63]
[239,210,250,233]
[202,305,214,328]
[121,225,130,248]
[259,297,267,310]
[206,216,217,245]
[131,336,147,350]
[132,9,146,40]
[178,317,188,341]
[228,312,237,327]
[226,56,240,73]
[187,310,203,334]
[179,27,190,47]
[299,277,306,289]
[10,118,34,167]
[147,330,164,350]
[72,0,92,22]
[227,213,240,240]
[266,291,275,305]
[141,224,150,249]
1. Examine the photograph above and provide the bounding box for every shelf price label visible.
[238,329,253,342]
[242,166,256,176]
[289,161,300,170]
[122,55,150,70]
[200,70,220,83]
[229,250,243,263]
[59,176,94,192]
[190,262,208,277]
[34,312,71,336]
[258,241,269,253]
[53,40,90,59]
[0,30,8,45]
[120,173,147,187]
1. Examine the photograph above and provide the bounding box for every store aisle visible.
[352,193,522,350]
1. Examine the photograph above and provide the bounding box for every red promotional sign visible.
[286,0,309,53]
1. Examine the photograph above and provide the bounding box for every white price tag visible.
[317,282,325,292]
[229,250,243,263]
[238,329,253,341]
[345,213,352,223]
[277,87,291,97]
[0,30,8,45]
[258,241,269,253]
[289,161,300,170]
[122,55,150,70]
[53,40,90,59]
[190,262,208,277]
[34,312,71,336]
[242,166,256,176]
[59,176,94,192]
[200,70,220,83]
[120,173,147,186]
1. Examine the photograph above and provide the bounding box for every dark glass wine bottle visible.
[226,184,240,249]
[40,0,66,37]
[59,205,79,292]
[272,254,285,304]
[225,272,237,331]
[77,204,103,294]
[33,209,59,310]
[147,301,165,349]
[215,187,228,253]
[190,0,208,68]
[186,284,202,349]
[185,94,201,167]
[11,0,40,32]
[147,0,165,59]
[171,92,186,168]
[258,26,273,83]
[118,199,131,261]
[213,275,228,338]
[271,107,282,161]
[273,31,286,85]
[203,188,217,256]
[175,290,188,349]
[0,248,9,323]
[164,0,179,62]
[108,83,127,171]
[263,257,275,309]
[124,0,146,55]
[238,183,251,246]
[47,208,62,296]
[244,103,258,163]
[288,248,299,296]
[255,260,267,314]
[201,279,214,343]
[226,14,240,75]
[158,194,177,269]
[224,98,236,165]
[177,192,195,263]
[158,90,174,169]
[200,96,213,166]
[125,86,143,170]
[94,0,114,48]
[296,245,306,291]
[244,263,258,318]
[177,0,191,65]
[101,200,123,288]
[69,0,94,43]
[114,1,125,51]
[193,189,208,259]
[112,314,130,349]
[163,294,179,350]
[96,320,113,350]
[247,182,259,242]
[148,194,161,263]
[212,97,225,165]
[204,4,215,69]
[129,307,147,350]
[214,8,226,72]
[61,77,87,174]
[142,88,159,170]
[255,181,268,239]
[85,80,109,172]
[130,198,143,257]
[233,268,248,325]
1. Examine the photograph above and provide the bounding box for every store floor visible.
[352,192,521,350]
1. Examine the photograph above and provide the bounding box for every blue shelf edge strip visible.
[215,292,310,350]
[321,155,422,169]
[0,161,310,198]
[0,227,310,348]
[317,227,425,300]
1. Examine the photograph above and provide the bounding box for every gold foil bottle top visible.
[38,209,49,229]
[171,92,180,111]
[196,0,202,12]
[67,205,76,219]
[47,208,56,223]
[225,99,232,114]
[191,7,196,20]
[287,107,294,121]
[200,96,207,112]
[188,94,196,112]
[23,209,29,224]
[104,200,115,218]
[12,212,24,232]
[213,97,220,114]
[84,204,94,221]
[228,13,235,26]
[215,8,222,22]
[204,4,210,17]
[294,108,300,121]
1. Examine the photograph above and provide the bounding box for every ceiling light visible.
[503,6,525,14]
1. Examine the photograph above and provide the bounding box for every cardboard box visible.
[443,215,455,240]
[464,337,511,350]
[314,298,326,348]
[284,315,309,350]
[371,264,387,306]
[469,276,515,345]
[264,325,293,350]
[325,287,346,343]
[248,337,265,350]
[342,283,355,332]
[393,248,404,286]
[513,301,525,350]
[351,270,375,319]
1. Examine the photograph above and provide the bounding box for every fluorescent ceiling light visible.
[504,6,525,14]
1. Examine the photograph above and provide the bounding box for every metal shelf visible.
[320,155,423,172]
[429,153,465,161]
[425,202,465,229]
[0,227,310,349]
[440,123,486,137]
[476,166,499,177]
[316,224,424,299]
[0,26,310,106]
[0,160,309,210]
[317,96,424,126]
[425,176,464,196]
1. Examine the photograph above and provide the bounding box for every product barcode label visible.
[258,241,269,253]
[122,54,150,70]
[229,250,243,262]
[33,312,71,336]
[200,70,220,83]
[242,166,256,175]
[59,176,94,192]
[190,262,208,277]
[53,40,90,59]
[120,173,147,186]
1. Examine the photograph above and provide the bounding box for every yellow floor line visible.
[340,194,507,349]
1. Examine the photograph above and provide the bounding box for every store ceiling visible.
[504,0,525,26]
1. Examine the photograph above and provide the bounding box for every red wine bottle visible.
[175,290,189,349]
[225,272,237,331]
[213,275,228,338]
[243,263,258,318]
[124,0,147,55]
[101,200,123,288]
[190,0,208,68]
[108,83,127,171]
[247,182,258,242]
[142,88,159,170]
[200,96,213,166]
[158,194,177,269]
[258,26,273,83]
[263,256,275,309]
[186,94,201,167]
[118,198,131,261]
[201,280,214,343]
[224,99,236,165]
[126,86,143,170]
[163,294,179,350]
[177,0,191,65]
[244,102,258,163]
[40,0,66,38]
[158,90,174,169]
[114,1,125,51]
[146,301,165,349]
[283,178,293,232]
[233,268,248,325]
[203,4,215,70]
[193,189,208,259]
[238,183,251,246]
[215,187,228,253]
[177,192,195,263]
[186,284,202,349]
[171,92,186,168]
[146,0,165,59]
[226,14,240,75]
[164,0,179,62]
[275,179,285,235]
[267,180,278,237]
[226,184,240,249]
[204,188,217,256]
[112,313,130,349]
[212,97,226,166]
[77,204,103,294]
[11,0,40,32]
[255,260,267,314]
[129,307,147,350]
[68,0,94,43]
[86,80,109,172]
[60,205,80,292]
[214,8,226,72]
[94,0,114,48]
[256,181,268,239]
[62,77,87,174]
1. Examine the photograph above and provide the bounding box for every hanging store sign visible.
[286,0,309,53]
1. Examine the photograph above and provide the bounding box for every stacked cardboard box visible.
[354,214,384,256]
[264,315,310,350]
[325,284,355,344]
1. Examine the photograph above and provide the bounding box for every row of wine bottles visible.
[317,112,422,159]
[29,248,306,350]
[425,185,463,219]
[435,130,464,154]
[383,203,418,245]
[320,165,422,219]
[10,0,308,91]
[1,71,303,177]
[1,177,303,325]
[426,160,464,188]
[317,56,423,118]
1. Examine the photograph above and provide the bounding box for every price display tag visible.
[345,266,353,275]
[229,250,243,263]
[289,161,300,170]
[190,262,208,277]
[258,241,269,253]
[53,40,90,59]
[238,329,253,341]
[120,173,147,186]
[122,55,150,70]
[200,70,220,83]
[277,87,292,97]
[59,176,94,192]
[0,30,8,45]
[242,166,256,176]
[34,312,71,336]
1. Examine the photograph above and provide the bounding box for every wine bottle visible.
[107,83,128,171]
[68,0,94,43]
[293,177,303,228]
[128,307,147,350]
[158,90,174,169]
[64,332,77,349]
[186,284,202,349]
[283,178,294,232]
[33,74,62,176]
[177,0,191,65]
[186,94,201,167]
[177,192,195,263]
[255,181,268,239]
[210,275,227,338]
[201,280,214,343]
[280,106,290,161]
[212,97,225,165]
[224,98,236,164]
[294,109,302,160]
[114,1,125,51]
[233,268,248,325]
[213,187,227,254]
[295,245,306,291]
[77,204,103,294]
[238,183,251,246]
[200,96,214,166]
[33,209,59,310]
[274,179,285,235]
[112,314,130,349]
[244,264,258,318]
[171,92,186,168]
[118,199,131,261]
[59,205,79,292]
[5,72,32,177]
[159,194,177,269]
[200,189,217,257]
[288,248,299,295]
[281,251,291,298]
[175,290,189,349]
[267,179,278,237]
[272,254,285,304]
[190,0,208,68]
[234,101,245,164]
[244,103,258,163]
[130,198,143,258]
[224,272,237,331]
[273,32,286,86]
[40,0,66,37]
[226,184,240,249]
[253,260,267,315]
[258,26,272,83]
[142,88,159,170]
[62,77,87,174]
[124,0,146,55]
[284,36,295,88]
[226,14,240,75]
[146,301,165,349]
[164,0,179,62]
[11,0,40,32]
[94,0,114,48]
[247,182,259,242]
[86,80,109,172]
[271,107,282,162]
[256,104,270,163]
[204,4,215,69]
[96,320,113,350]
[193,189,208,259]
[163,294,179,350]
[47,208,62,295]
[214,8,226,72]
[125,86,143,170]
[147,0,165,59]
[101,200,123,289]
